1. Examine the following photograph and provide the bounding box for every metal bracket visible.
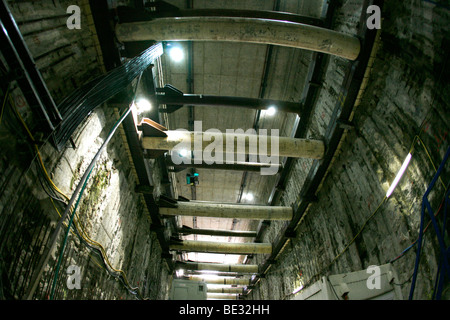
[158,194,178,208]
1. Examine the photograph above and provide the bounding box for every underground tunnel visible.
[0,0,449,303]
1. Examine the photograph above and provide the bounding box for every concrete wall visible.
[248,1,449,300]
[0,0,171,299]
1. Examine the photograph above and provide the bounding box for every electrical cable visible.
[7,79,145,299]
[0,85,10,127]
[49,71,145,300]
[389,186,448,263]
[299,112,449,293]
[54,43,162,150]
[49,105,134,299]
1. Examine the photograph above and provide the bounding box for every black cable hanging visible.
[53,42,163,150]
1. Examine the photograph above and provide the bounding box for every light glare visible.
[266,106,276,116]
[169,47,184,62]
[244,193,254,201]
[179,149,188,157]
[135,98,152,114]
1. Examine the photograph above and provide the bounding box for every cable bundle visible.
[2,69,149,299]
[53,42,163,150]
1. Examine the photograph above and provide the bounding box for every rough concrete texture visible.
[0,0,171,299]
[248,1,449,300]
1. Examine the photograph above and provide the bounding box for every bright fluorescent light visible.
[386,153,412,198]
[244,193,254,201]
[292,285,303,294]
[176,269,184,277]
[169,46,184,62]
[266,106,276,116]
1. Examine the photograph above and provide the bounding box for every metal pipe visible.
[178,227,257,238]
[170,240,272,254]
[187,276,251,286]
[207,293,239,300]
[156,94,303,114]
[208,287,245,294]
[177,261,259,273]
[115,17,360,60]
[160,201,293,221]
[142,131,325,160]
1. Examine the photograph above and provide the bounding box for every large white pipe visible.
[142,130,325,160]
[115,17,360,60]
[170,240,272,254]
[160,201,293,221]
[187,275,251,286]
[208,287,245,294]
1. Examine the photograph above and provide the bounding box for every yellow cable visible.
[9,95,137,292]
[309,119,446,282]
[0,87,10,126]
[415,135,446,190]
[326,196,387,270]
[50,198,107,272]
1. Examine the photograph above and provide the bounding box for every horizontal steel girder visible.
[178,227,257,238]
[160,201,293,221]
[165,156,283,172]
[170,240,272,254]
[176,261,259,273]
[115,16,360,60]
[156,93,303,114]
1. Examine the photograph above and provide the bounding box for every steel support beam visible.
[176,261,259,274]
[170,240,272,254]
[141,129,325,160]
[144,6,325,27]
[155,90,304,115]
[178,226,257,238]
[165,155,282,173]
[0,0,61,134]
[115,16,360,60]
[160,201,293,221]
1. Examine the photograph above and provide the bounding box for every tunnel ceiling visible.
[149,0,328,266]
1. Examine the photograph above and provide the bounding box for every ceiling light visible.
[169,46,184,62]
[179,149,189,157]
[135,98,152,114]
[244,193,254,201]
[386,153,412,198]
[176,269,184,277]
[266,106,276,116]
